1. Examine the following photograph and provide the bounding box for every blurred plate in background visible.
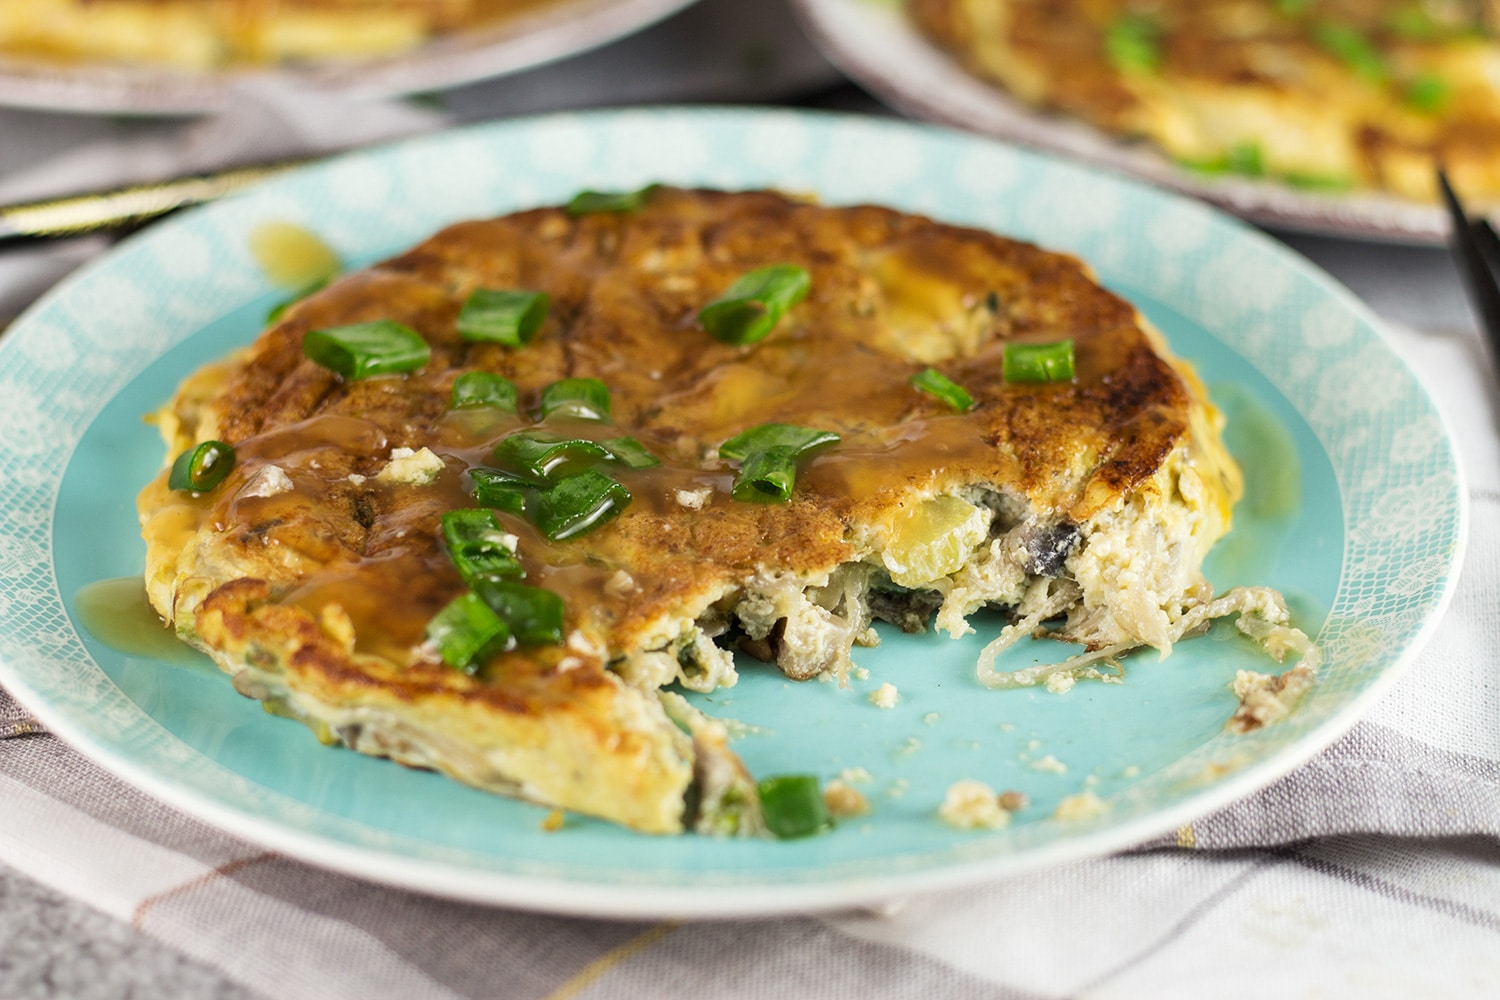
[791,0,1489,245]
[0,0,700,115]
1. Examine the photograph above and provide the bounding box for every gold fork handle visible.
[0,159,309,247]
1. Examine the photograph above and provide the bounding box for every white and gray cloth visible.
[3,2,1500,995]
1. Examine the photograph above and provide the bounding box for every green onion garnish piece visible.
[456,289,550,347]
[167,440,236,493]
[1225,142,1266,178]
[539,377,611,421]
[1175,155,1229,177]
[1388,6,1443,40]
[266,276,330,324]
[730,447,803,504]
[757,774,833,839]
[910,368,975,412]
[303,320,430,380]
[450,371,519,412]
[492,429,614,483]
[471,579,566,646]
[426,592,511,674]
[1274,0,1313,15]
[1313,22,1388,83]
[1104,14,1162,75]
[441,508,525,585]
[719,423,841,462]
[698,264,811,346]
[1405,74,1451,113]
[533,470,632,541]
[1283,172,1355,192]
[1003,340,1076,384]
[470,468,532,516]
[719,423,840,504]
[565,184,659,216]
[601,436,661,469]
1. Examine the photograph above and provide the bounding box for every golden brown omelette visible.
[0,0,558,69]
[909,0,1500,204]
[138,187,1309,835]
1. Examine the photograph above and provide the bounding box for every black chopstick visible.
[1437,168,1500,365]
[0,158,311,252]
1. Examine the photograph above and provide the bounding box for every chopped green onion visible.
[450,371,518,411]
[1274,0,1313,15]
[1225,142,1266,178]
[719,423,839,504]
[1283,172,1355,192]
[1175,155,1229,177]
[1405,73,1451,113]
[303,320,430,380]
[1387,5,1443,40]
[757,774,832,839]
[441,509,525,585]
[601,436,661,469]
[168,440,236,493]
[492,430,613,483]
[471,579,566,646]
[266,276,329,324]
[910,368,975,412]
[539,377,611,421]
[565,184,659,216]
[470,468,532,516]
[699,264,811,346]
[1170,143,1266,182]
[533,470,631,541]
[719,423,840,462]
[426,592,511,673]
[1003,340,1076,384]
[456,289,549,347]
[1104,14,1162,75]
[1313,22,1388,83]
[729,447,802,503]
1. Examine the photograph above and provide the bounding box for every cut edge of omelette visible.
[140,362,760,836]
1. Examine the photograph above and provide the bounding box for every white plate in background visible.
[792,0,1485,244]
[0,0,699,115]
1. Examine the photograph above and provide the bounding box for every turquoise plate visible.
[0,109,1466,917]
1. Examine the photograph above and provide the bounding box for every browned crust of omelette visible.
[909,0,1500,204]
[139,187,1238,833]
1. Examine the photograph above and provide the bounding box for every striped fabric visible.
[2,704,1499,997]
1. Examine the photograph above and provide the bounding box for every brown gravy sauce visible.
[75,577,207,666]
[204,340,1017,660]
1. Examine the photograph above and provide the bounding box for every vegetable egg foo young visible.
[0,0,559,69]
[137,187,1316,836]
[909,0,1500,204]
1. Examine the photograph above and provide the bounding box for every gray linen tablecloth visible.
[2,2,1499,995]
